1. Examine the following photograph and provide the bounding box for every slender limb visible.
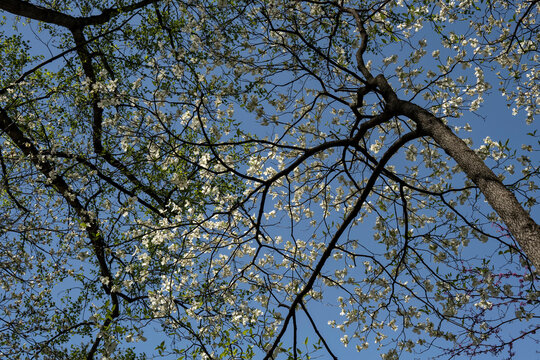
[300,302,338,360]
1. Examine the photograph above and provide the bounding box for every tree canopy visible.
[0,0,538,359]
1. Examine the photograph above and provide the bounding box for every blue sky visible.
[1,2,539,359]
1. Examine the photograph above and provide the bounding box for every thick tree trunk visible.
[399,100,540,270]
[352,14,540,270]
[367,72,539,269]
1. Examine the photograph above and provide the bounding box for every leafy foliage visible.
[0,1,538,359]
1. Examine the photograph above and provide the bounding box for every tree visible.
[0,0,538,359]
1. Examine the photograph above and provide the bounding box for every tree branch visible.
[0,0,160,29]
[398,100,540,269]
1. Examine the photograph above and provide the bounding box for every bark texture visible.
[365,71,540,270]
[399,100,540,270]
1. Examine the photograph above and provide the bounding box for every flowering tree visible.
[0,0,538,359]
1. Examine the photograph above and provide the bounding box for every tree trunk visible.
[399,100,540,270]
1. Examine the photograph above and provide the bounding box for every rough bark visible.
[398,100,540,270]
[362,68,540,270]
[348,8,540,270]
